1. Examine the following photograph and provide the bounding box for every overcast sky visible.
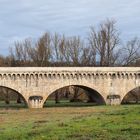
[0,0,140,55]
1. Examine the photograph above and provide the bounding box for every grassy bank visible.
[0,105,140,140]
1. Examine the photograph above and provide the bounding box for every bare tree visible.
[119,37,140,66]
[81,47,93,66]
[0,55,5,66]
[9,39,32,66]
[52,33,62,62]
[26,33,52,66]
[88,19,120,66]
[62,36,84,66]
[59,35,71,65]
[36,33,52,66]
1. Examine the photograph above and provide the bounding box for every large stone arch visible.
[121,86,140,104]
[75,85,106,104]
[0,85,28,106]
[120,79,140,103]
[43,84,106,106]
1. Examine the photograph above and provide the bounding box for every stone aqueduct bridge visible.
[0,67,140,108]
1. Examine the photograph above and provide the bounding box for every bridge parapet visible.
[0,67,140,79]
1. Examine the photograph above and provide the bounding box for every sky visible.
[0,0,140,55]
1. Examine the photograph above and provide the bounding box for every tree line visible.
[0,19,140,67]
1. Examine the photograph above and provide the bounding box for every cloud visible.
[0,0,140,55]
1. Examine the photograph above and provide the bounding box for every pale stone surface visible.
[0,67,139,108]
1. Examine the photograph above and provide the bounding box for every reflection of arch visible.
[121,86,140,104]
[0,86,27,106]
[44,85,106,106]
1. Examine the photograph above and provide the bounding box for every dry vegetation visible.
[1,105,140,140]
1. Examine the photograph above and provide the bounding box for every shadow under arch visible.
[0,85,28,108]
[121,86,140,104]
[44,85,106,107]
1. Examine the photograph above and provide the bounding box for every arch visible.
[39,73,43,78]
[43,84,106,107]
[76,85,106,105]
[121,86,140,104]
[0,85,28,107]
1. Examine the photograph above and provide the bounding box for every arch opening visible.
[44,85,106,107]
[121,87,140,104]
[0,86,27,108]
